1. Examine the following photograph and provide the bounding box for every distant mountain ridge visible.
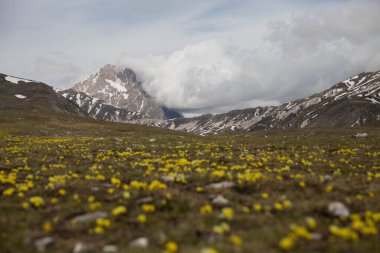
[160,70,380,135]
[0,73,84,115]
[2,67,379,135]
[64,64,182,121]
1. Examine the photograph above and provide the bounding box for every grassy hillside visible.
[0,111,380,253]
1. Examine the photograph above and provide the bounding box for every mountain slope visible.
[162,70,380,135]
[58,89,149,122]
[71,64,181,120]
[0,73,84,115]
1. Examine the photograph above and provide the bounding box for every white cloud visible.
[120,40,273,112]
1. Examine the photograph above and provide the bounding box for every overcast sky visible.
[1,0,380,115]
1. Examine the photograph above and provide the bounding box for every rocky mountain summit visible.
[62,65,181,121]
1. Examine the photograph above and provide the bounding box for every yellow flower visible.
[2,187,15,196]
[165,241,178,253]
[94,226,104,234]
[112,206,127,216]
[253,204,262,212]
[290,225,311,240]
[89,202,102,211]
[111,177,121,187]
[261,193,269,199]
[21,202,29,209]
[43,222,53,234]
[306,217,317,230]
[221,208,234,220]
[137,214,147,224]
[107,188,115,195]
[200,204,213,214]
[50,197,59,204]
[73,194,80,202]
[58,189,66,196]
[196,186,204,192]
[213,223,230,234]
[282,200,292,209]
[274,202,283,211]
[142,204,156,213]
[88,196,95,203]
[96,174,105,181]
[329,225,359,241]
[29,196,45,208]
[96,218,111,228]
[123,191,131,199]
[148,180,167,191]
[325,185,334,192]
[279,237,295,250]
[229,235,243,246]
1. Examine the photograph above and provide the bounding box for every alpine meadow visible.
[1,1,380,253]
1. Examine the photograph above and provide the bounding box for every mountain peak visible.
[70,65,181,120]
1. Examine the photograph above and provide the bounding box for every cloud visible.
[120,40,271,112]
[33,51,82,89]
[1,0,379,115]
[116,0,380,115]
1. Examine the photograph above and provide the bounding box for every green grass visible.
[0,110,379,253]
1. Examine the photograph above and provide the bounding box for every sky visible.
[1,0,380,115]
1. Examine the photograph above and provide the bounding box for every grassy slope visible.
[0,110,380,253]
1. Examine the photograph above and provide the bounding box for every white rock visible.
[207,181,235,190]
[130,237,149,248]
[328,202,350,217]
[354,133,368,138]
[71,211,107,223]
[310,233,322,241]
[103,245,119,253]
[212,195,229,205]
[73,242,88,253]
[137,197,153,204]
[35,237,54,252]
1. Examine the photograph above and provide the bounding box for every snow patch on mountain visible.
[105,78,128,93]
[14,94,27,99]
[5,76,33,84]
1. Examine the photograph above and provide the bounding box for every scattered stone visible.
[71,211,107,223]
[310,233,322,241]
[65,131,75,136]
[149,138,156,142]
[35,236,54,252]
[161,175,175,182]
[137,196,153,204]
[324,175,333,181]
[354,133,369,138]
[130,237,149,248]
[73,242,88,253]
[103,245,119,253]
[91,187,100,192]
[328,202,350,217]
[207,181,235,190]
[212,195,229,205]
[156,231,167,243]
